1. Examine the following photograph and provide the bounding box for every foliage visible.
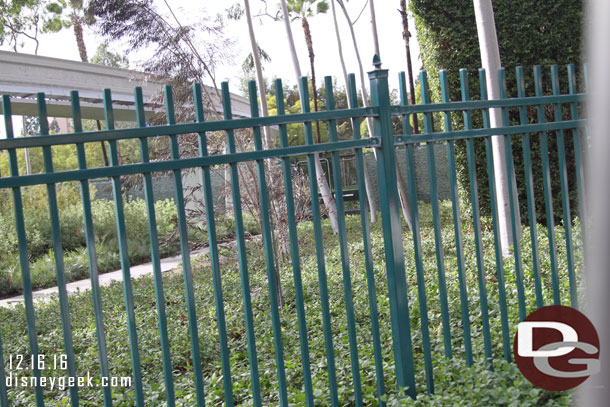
[0,196,182,297]
[90,42,129,68]
[410,0,584,225]
[0,0,44,52]
[1,205,579,404]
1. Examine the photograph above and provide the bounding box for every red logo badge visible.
[513,305,600,391]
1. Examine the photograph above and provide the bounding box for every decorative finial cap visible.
[373,54,381,69]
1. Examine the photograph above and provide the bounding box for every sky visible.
[1,0,421,91]
[0,0,422,137]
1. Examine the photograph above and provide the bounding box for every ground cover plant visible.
[0,202,579,405]
[0,191,254,298]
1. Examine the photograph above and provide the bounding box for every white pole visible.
[473,0,514,256]
[578,0,610,404]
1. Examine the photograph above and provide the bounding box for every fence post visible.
[369,55,417,399]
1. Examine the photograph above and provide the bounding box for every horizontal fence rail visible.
[0,61,587,406]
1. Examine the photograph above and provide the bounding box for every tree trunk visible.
[72,13,88,63]
[72,12,110,167]
[338,0,413,230]
[302,15,339,233]
[302,17,322,144]
[473,0,519,256]
[399,0,419,134]
[278,0,339,234]
[330,0,377,224]
[244,0,273,150]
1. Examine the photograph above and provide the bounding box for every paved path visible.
[0,248,209,309]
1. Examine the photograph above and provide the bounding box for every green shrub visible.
[410,0,584,225]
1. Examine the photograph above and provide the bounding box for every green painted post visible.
[37,93,80,407]
[459,69,493,369]
[71,91,113,407]
[438,70,473,366]
[192,84,234,407]
[534,66,561,305]
[325,76,363,406]
[516,67,544,310]
[299,76,340,406]
[419,71,453,360]
[240,81,289,407]
[1,95,45,407]
[497,68,527,321]
[398,73,434,394]
[567,65,587,272]
[369,55,417,399]
[479,70,511,362]
[273,79,315,407]
[102,89,145,407]
[0,329,6,407]
[550,66,577,308]
[348,73,386,405]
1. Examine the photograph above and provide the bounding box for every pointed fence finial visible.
[373,54,382,69]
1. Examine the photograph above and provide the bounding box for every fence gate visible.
[0,57,586,406]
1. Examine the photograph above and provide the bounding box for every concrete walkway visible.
[0,248,209,309]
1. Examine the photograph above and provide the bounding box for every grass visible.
[0,202,580,406]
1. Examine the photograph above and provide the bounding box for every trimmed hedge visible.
[411,0,584,225]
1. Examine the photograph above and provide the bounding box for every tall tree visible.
[286,0,328,145]
[279,0,339,234]
[472,0,515,255]
[398,0,419,134]
[0,0,44,53]
[45,0,112,166]
[44,0,92,62]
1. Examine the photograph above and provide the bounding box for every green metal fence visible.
[0,58,586,406]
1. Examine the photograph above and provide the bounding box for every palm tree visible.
[279,0,339,234]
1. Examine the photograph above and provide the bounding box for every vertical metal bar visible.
[37,93,80,407]
[239,81,288,406]
[273,79,314,407]
[419,71,453,360]
[348,73,385,404]
[404,143,434,394]
[438,70,473,366]
[145,86,207,406]
[516,67,544,310]
[582,63,591,150]
[324,76,363,406]
[567,64,587,270]
[192,84,234,407]
[459,69,493,368]
[533,66,561,305]
[368,59,418,399]
[479,70,511,362]
[550,66,577,308]
[71,91,113,407]
[102,89,145,407]
[497,69,527,321]
[136,86,177,407]
[1,95,45,407]
[299,76,340,406]
[0,329,8,407]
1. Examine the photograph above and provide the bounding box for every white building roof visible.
[0,50,251,121]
